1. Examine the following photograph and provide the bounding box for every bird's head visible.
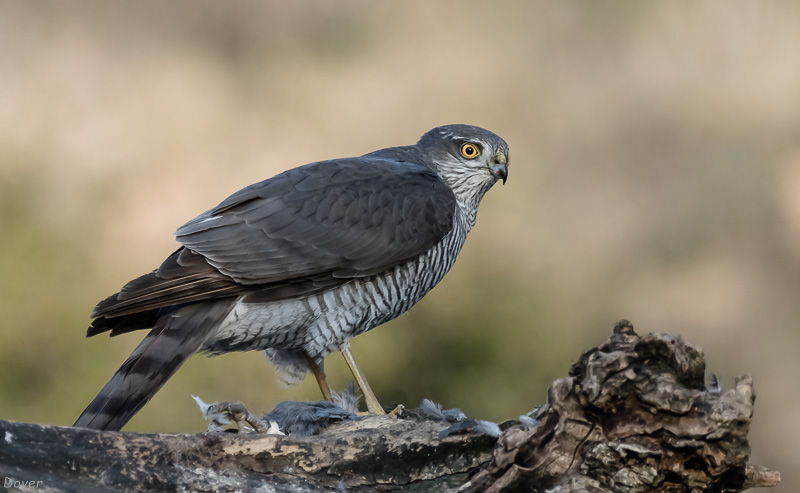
[416,124,509,208]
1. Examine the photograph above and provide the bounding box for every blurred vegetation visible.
[1,2,799,490]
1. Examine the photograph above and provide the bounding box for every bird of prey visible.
[74,124,509,431]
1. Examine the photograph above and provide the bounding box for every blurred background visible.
[0,0,797,489]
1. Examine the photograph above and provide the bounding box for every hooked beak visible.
[490,152,508,184]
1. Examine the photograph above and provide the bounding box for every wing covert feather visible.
[175,157,456,284]
[91,156,456,327]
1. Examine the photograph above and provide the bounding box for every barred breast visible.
[203,212,471,363]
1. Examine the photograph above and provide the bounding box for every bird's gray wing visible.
[91,156,455,325]
[178,157,455,281]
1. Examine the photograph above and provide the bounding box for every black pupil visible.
[465,145,474,155]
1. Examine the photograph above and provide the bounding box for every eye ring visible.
[460,142,481,159]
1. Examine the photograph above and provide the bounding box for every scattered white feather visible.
[331,383,361,414]
[4,431,13,443]
[420,398,465,422]
[420,398,445,420]
[439,418,502,439]
[473,420,502,438]
[520,405,545,427]
[265,420,284,436]
[192,395,214,415]
[443,407,466,422]
[192,395,231,432]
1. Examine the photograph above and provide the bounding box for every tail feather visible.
[86,309,161,338]
[74,301,233,431]
[90,248,244,321]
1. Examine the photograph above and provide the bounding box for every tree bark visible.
[0,321,780,492]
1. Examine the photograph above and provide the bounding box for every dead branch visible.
[0,321,779,492]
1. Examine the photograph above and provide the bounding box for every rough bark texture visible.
[461,321,779,492]
[0,322,780,492]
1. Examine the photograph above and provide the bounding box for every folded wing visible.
[89,157,455,335]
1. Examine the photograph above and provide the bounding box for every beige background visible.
[0,2,796,490]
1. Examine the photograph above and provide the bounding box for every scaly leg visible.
[341,345,385,415]
[305,353,333,402]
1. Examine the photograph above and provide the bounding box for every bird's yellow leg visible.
[305,354,333,402]
[341,345,385,415]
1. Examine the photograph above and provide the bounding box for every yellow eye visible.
[460,143,481,159]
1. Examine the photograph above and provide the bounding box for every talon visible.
[205,401,271,433]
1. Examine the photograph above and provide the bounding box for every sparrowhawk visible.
[74,124,509,431]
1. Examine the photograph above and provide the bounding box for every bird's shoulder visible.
[172,152,457,286]
[204,150,444,219]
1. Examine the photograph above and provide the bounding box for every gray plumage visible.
[265,400,357,436]
[519,405,546,427]
[194,385,359,436]
[419,398,466,423]
[439,419,502,439]
[74,124,509,431]
[331,382,361,414]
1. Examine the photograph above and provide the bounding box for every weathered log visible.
[461,321,779,492]
[0,322,780,492]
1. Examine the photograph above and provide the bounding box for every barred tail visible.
[74,301,232,431]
